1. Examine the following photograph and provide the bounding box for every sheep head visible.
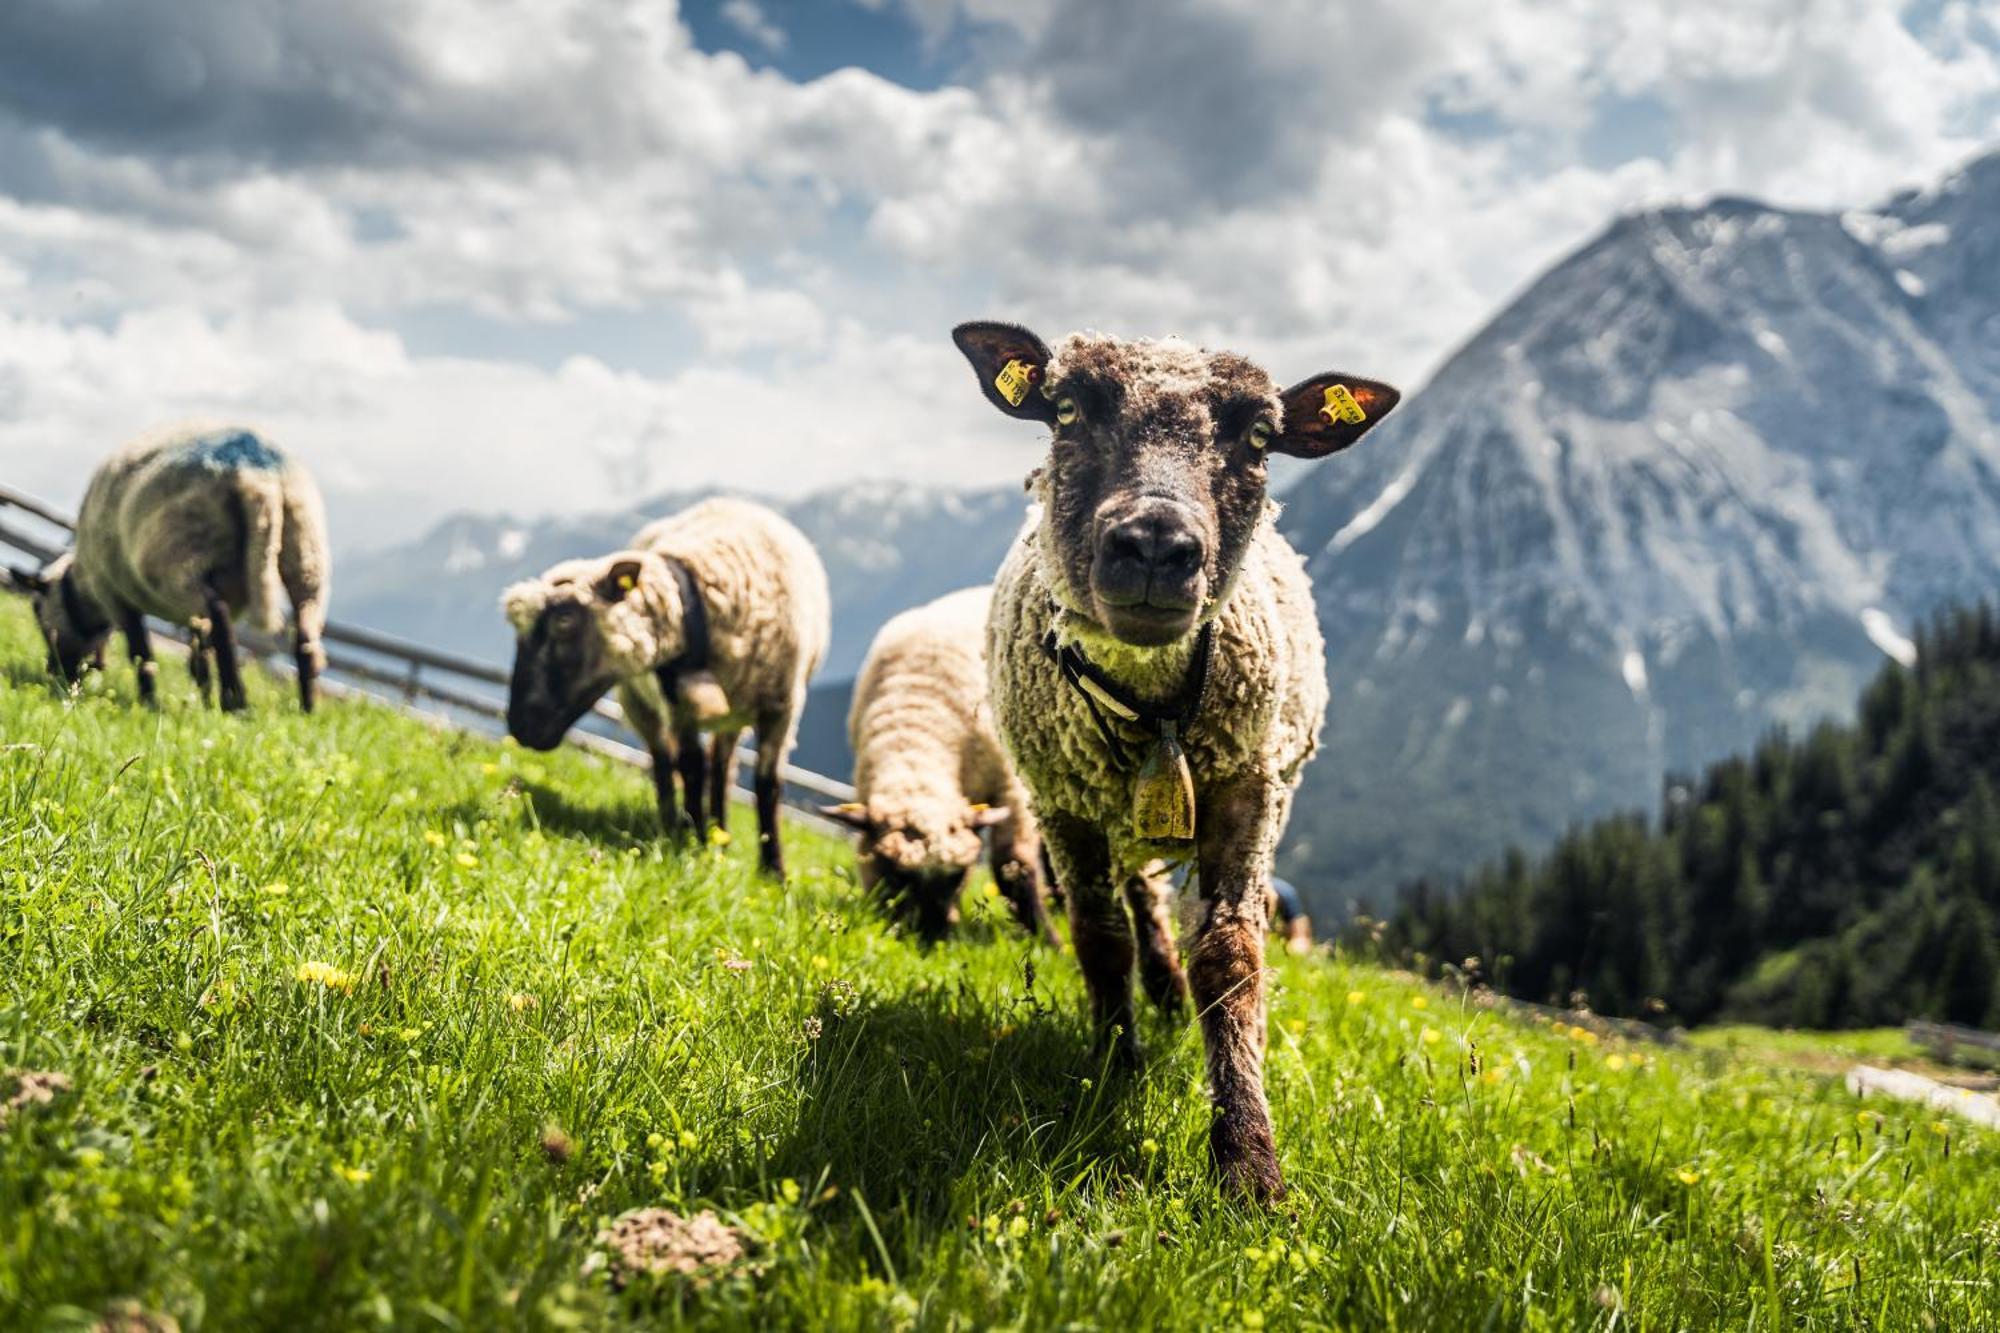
[821,798,1010,940]
[953,322,1399,649]
[13,554,105,683]
[500,550,683,750]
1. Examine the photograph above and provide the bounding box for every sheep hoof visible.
[1211,1120,1286,1205]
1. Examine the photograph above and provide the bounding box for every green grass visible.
[1,599,1997,1330]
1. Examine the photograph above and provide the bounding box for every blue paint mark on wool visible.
[184,429,284,472]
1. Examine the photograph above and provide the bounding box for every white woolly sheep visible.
[952,321,1400,1202]
[501,497,830,877]
[14,422,330,712]
[822,585,1058,945]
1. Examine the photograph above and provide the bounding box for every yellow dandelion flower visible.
[678,1130,698,1150]
[507,992,537,1013]
[1410,995,1428,1011]
[1420,1026,1441,1046]
[1856,1110,1877,1127]
[811,954,831,970]
[1932,1120,1951,1136]
[336,1164,372,1184]
[647,1132,665,1149]
[1676,1168,1701,1186]
[480,762,499,776]
[1346,990,1366,1006]
[1141,1138,1160,1154]
[296,961,356,993]
[422,830,447,847]
[778,1178,802,1204]
[1480,1068,1505,1085]
[260,881,290,896]
[707,825,732,846]
[455,852,479,869]
[1605,1053,1627,1071]
[1628,1051,1645,1066]
[1286,1018,1306,1036]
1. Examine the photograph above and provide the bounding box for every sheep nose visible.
[1098,499,1206,598]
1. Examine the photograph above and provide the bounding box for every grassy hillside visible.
[1,601,1997,1330]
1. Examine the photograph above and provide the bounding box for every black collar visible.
[1039,616,1215,771]
[58,568,110,641]
[653,556,711,696]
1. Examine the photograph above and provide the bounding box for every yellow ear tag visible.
[1320,383,1367,426]
[995,359,1033,408]
[617,574,635,591]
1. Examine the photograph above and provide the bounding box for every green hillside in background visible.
[0,599,1995,1329]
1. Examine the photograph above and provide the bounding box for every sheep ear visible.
[819,802,874,831]
[1270,374,1401,459]
[952,321,1057,424]
[7,564,51,593]
[968,804,1011,829]
[593,558,646,604]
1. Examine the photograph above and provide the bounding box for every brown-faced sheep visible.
[953,321,1400,1202]
[822,585,1058,945]
[501,497,829,877]
[14,422,330,712]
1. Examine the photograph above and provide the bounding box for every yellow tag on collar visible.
[995,359,1033,408]
[1320,383,1367,426]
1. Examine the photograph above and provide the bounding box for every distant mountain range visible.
[340,148,2000,917]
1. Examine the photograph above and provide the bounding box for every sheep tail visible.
[235,468,288,634]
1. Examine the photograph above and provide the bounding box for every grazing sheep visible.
[953,321,1400,1201]
[502,497,829,877]
[823,586,1058,945]
[14,423,330,712]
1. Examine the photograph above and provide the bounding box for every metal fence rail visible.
[0,482,856,817]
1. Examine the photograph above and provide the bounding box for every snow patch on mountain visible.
[1860,608,1917,666]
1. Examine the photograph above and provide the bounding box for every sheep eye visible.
[1055,397,1081,427]
[1246,420,1274,450]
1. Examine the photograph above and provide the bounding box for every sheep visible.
[501,497,829,878]
[952,321,1400,1202]
[821,585,1059,945]
[13,422,330,712]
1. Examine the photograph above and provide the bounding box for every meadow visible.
[0,600,1995,1330]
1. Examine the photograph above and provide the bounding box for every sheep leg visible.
[707,727,742,837]
[202,581,249,712]
[751,713,787,879]
[673,719,707,838]
[187,624,213,704]
[1125,867,1190,1015]
[117,607,158,708]
[1189,781,1285,1204]
[1046,817,1136,1066]
[988,810,1060,948]
[294,624,320,714]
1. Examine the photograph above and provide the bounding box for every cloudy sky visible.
[2,0,1998,550]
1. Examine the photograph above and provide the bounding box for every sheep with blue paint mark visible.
[15,422,331,712]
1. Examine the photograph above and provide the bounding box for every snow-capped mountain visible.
[1274,149,2000,904]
